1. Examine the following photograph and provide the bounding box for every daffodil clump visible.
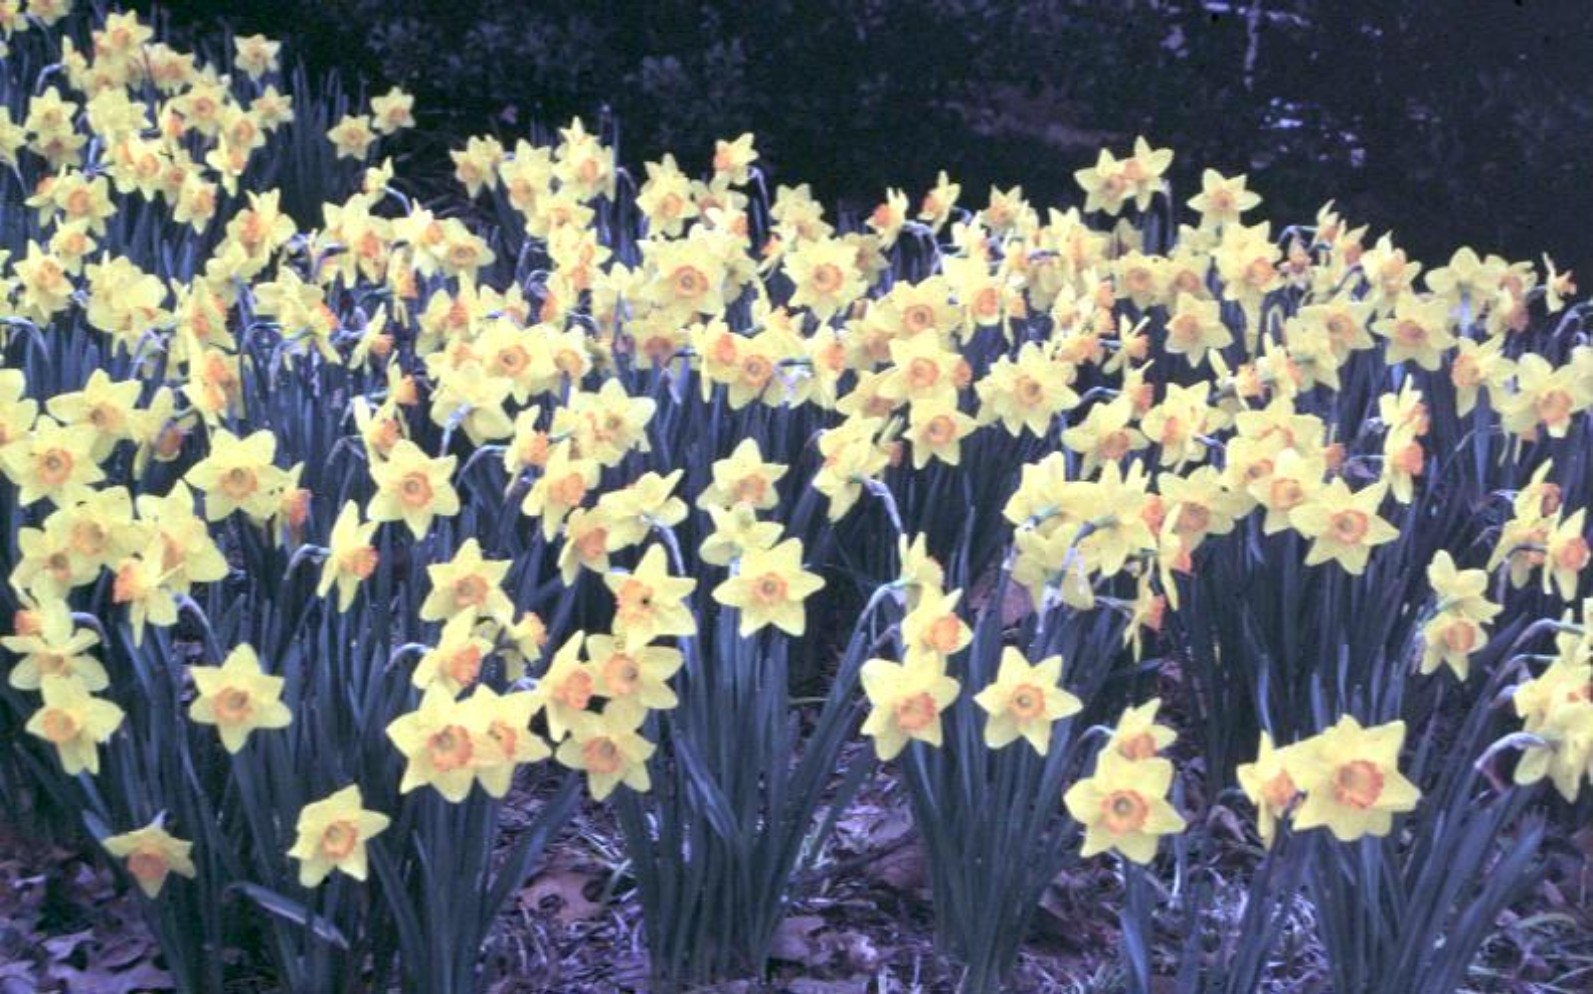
[0,4,1589,993]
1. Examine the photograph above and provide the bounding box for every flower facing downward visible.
[189,644,292,753]
[103,820,196,898]
[973,647,1083,756]
[1290,716,1420,842]
[288,785,391,887]
[1064,751,1186,864]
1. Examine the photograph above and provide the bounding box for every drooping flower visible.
[103,820,197,898]
[318,501,380,612]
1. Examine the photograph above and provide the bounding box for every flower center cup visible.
[1332,759,1385,809]
[894,692,939,733]
[427,725,474,771]
[1329,509,1370,544]
[1101,790,1150,834]
[1008,684,1045,721]
[320,820,359,860]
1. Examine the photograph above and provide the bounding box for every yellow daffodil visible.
[896,533,946,611]
[412,613,495,694]
[1235,731,1303,847]
[387,685,480,803]
[464,685,551,797]
[2,419,104,508]
[712,537,825,637]
[697,438,787,512]
[26,674,124,775]
[183,427,284,522]
[1061,396,1148,478]
[555,707,656,801]
[520,440,598,541]
[900,587,973,661]
[905,400,979,469]
[699,503,783,568]
[419,538,513,624]
[976,342,1080,438]
[1544,509,1589,601]
[1187,169,1261,229]
[597,470,687,549]
[1511,643,1593,802]
[1074,147,1130,216]
[368,439,460,538]
[604,545,697,646]
[783,237,864,323]
[1106,699,1177,761]
[1419,611,1490,681]
[1289,479,1399,575]
[972,647,1083,755]
[318,501,379,611]
[859,652,961,761]
[1290,716,1420,842]
[1064,751,1186,864]
[44,369,141,461]
[711,133,758,186]
[2,599,106,691]
[288,785,391,887]
[1372,295,1455,371]
[1248,448,1327,535]
[583,633,682,723]
[189,644,292,753]
[1163,292,1232,369]
[534,632,594,744]
[103,820,196,897]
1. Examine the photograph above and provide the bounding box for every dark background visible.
[142,0,1592,280]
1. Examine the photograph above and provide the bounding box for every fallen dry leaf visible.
[770,914,828,967]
